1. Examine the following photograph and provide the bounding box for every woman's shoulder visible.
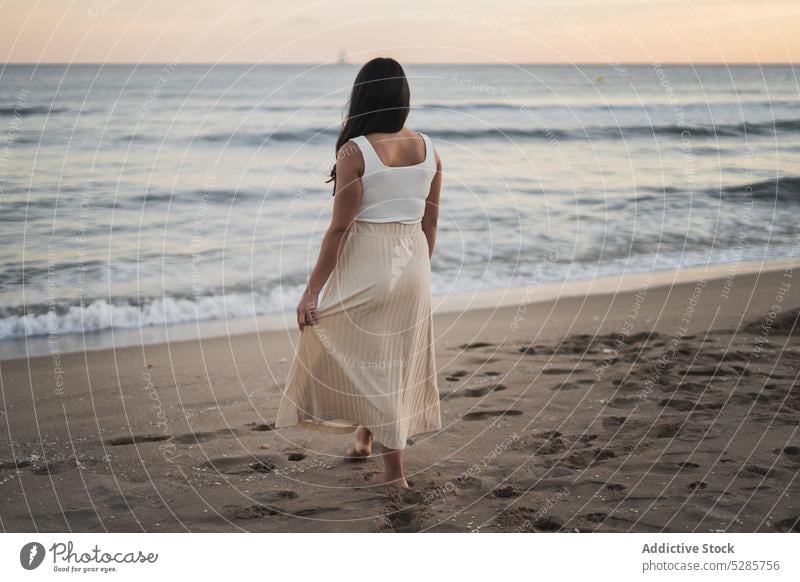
[337,137,365,158]
[335,138,367,176]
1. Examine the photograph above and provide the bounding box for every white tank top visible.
[350,132,436,224]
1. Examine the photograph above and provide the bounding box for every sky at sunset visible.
[1,0,797,64]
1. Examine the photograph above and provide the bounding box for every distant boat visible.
[337,49,347,65]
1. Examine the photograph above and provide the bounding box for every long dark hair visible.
[328,57,410,193]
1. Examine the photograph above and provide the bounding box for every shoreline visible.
[2,257,797,363]
[1,252,798,532]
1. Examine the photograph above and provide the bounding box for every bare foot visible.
[345,444,370,461]
[345,427,373,462]
[365,472,410,489]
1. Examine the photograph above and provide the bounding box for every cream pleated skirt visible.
[275,220,441,450]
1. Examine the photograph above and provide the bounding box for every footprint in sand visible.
[387,507,421,532]
[462,409,523,421]
[248,423,275,432]
[292,506,341,517]
[498,507,565,533]
[542,367,586,375]
[731,365,751,376]
[608,396,640,409]
[773,446,800,464]
[651,461,700,475]
[105,434,170,446]
[705,350,751,363]
[0,459,31,470]
[171,427,246,444]
[742,464,777,478]
[551,381,591,392]
[532,516,563,532]
[467,356,499,365]
[454,475,482,491]
[518,344,543,355]
[549,448,617,470]
[459,342,494,350]
[225,504,278,520]
[750,413,799,427]
[584,512,608,524]
[444,370,469,381]
[30,459,85,476]
[658,398,697,411]
[602,416,629,429]
[257,490,299,502]
[766,373,797,381]
[491,485,517,498]
[603,415,652,434]
[458,384,508,398]
[200,456,275,475]
[659,398,722,412]
[680,366,736,378]
[773,516,800,532]
[106,427,252,447]
[654,421,682,438]
[531,436,568,456]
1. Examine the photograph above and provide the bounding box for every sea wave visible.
[415,98,800,113]
[427,119,800,140]
[183,119,800,147]
[197,127,338,145]
[0,289,305,340]
[0,105,71,117]
[721,176,800,202]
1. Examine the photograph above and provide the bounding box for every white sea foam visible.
[0,287,305,340]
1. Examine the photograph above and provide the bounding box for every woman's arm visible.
[296,142,363,330]
[421,150,442,258]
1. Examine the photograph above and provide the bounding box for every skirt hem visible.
[275,417,441,450]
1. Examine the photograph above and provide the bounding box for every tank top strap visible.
[418,132,434,166]
[350,135,381,175]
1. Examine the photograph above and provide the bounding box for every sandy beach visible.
[1,259,798,533]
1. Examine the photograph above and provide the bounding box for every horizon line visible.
[2,61,797,67]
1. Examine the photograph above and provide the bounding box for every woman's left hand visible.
[296,288,320,331]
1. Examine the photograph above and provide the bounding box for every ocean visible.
[1,63,798,356]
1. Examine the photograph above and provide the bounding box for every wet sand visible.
[1,259,799,532]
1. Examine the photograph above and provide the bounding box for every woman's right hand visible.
[296,288,320,331]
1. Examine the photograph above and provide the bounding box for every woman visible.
[276,58,442,489]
